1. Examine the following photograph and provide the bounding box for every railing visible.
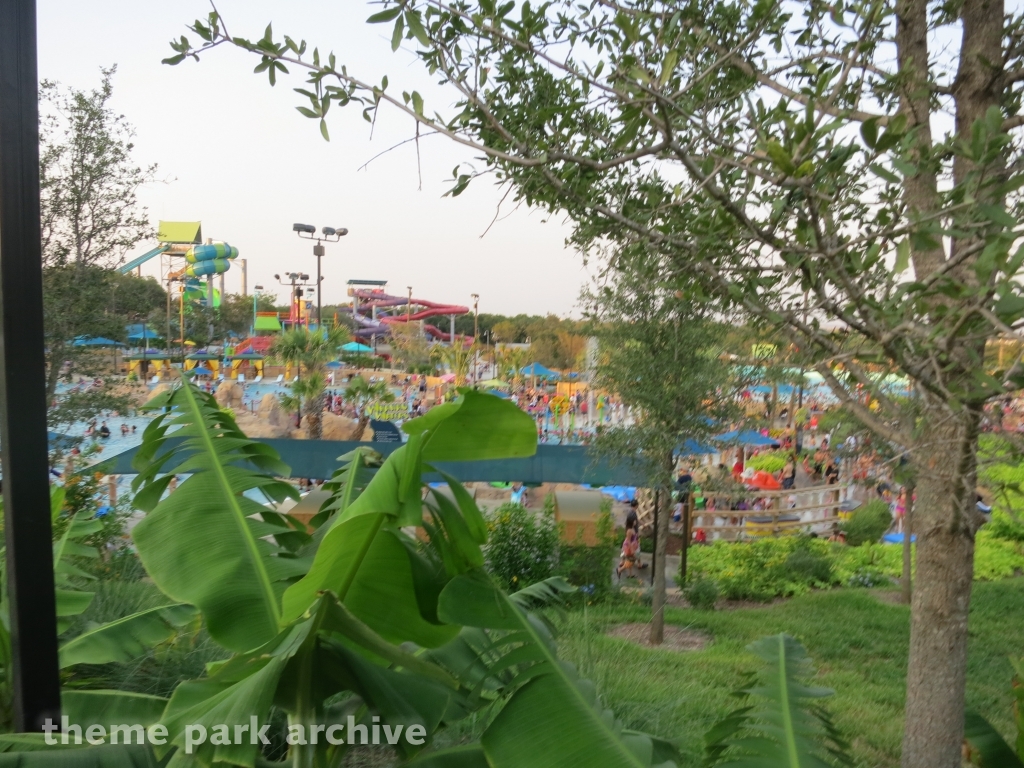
[671,484,849,541]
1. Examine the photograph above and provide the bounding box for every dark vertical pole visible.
[313,242,324,330]
[0,0,62,731]
[650,490,658,586]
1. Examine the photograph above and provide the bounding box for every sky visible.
[36,0,586,316]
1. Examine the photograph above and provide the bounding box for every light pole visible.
[293,223,347,329]
[471,293,479,382]
[407,285,413,323]
[275,272,313,329]
[251,285,264,337]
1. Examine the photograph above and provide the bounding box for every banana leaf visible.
[59,604,199,668]
[130,382,302,652]
[0,741,159,767]
[282,392,536,637]
[964,711,1024,768]
[703,634,852,767]
[436,571,676,768]
[62,690,168,729]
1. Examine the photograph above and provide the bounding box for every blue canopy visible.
[190,366,214,376]
[341,342,373,353]
[72,336,125,348]
[125,324,162,341]
[677,438,716,455]
[521,362,558,378]
[598,485,636,503]
[712,429,780,447]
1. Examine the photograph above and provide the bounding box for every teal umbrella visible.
[341,342,373,353]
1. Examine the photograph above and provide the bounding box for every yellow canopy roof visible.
[158,221,202,244]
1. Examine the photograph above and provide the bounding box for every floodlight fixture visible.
[293,223,316,234]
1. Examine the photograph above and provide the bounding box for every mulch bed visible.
[606,622,711,651]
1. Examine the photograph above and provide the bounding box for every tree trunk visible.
[902,479,915,605]
[305,392,324,440]
[649,487,667,646]
[901,404,983,768]
[352,414,370,441]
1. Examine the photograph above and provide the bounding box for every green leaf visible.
[979,204,1016,229]
[56,589,94,618]
[405,11,431,46]
[62,690,168,729]
[406,745,490,767]
[869,163,900,184]
[59,604,199,668]
[412,91,424,116]
[964,711,1024,768]
[860,118,879,149]
[894,239,911,274]
[367,7,402,23]
[392,15,406,50]
[320,118,330,141]
[131,381,301,653]
[404,389,537,462]
[764,140,796,175]
[0,741,159,765]
[159,654,289,766]
[703,634,850,767]
[658,50,678,87]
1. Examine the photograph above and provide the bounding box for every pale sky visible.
[36,0,585,316]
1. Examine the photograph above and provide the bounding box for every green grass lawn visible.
[557,579,1024,768]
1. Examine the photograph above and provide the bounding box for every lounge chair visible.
[150,375,160,384]
[253,375,263,384]
[275,374,284,385]
[292,375,299,383]
[237,373,246,383]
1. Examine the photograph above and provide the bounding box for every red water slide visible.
[352,289,473,342]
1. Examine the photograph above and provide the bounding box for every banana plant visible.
[5,381,686,767]
[964,658,1024,768]
[703,634,852,768]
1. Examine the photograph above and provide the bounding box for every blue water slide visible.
[118,244,169,274]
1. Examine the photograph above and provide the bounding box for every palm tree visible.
[431,335,477,387]
[495,345,530,390]
[345,374,395,440]
[271,326,348,439]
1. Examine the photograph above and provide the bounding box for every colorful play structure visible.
[119,221,242,310]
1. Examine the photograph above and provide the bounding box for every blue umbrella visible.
[72,335,126,347]
[190,365,214,376]
[325,361,343,369]
[712,429,780,447]
[521,362,558,379]
[677,438,716,455]
[125,323,162,341]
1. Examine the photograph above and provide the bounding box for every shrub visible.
[785,547,833,583]
[556,497,618,603]
[686,537,841,601]
[685,577,719,610]
[485,500,559,592]
[842,500,893,546]
[746,452,787,474]
[973,529,1024,580]
[987,509,1024,543]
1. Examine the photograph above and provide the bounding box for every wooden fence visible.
[669,484,849,541]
